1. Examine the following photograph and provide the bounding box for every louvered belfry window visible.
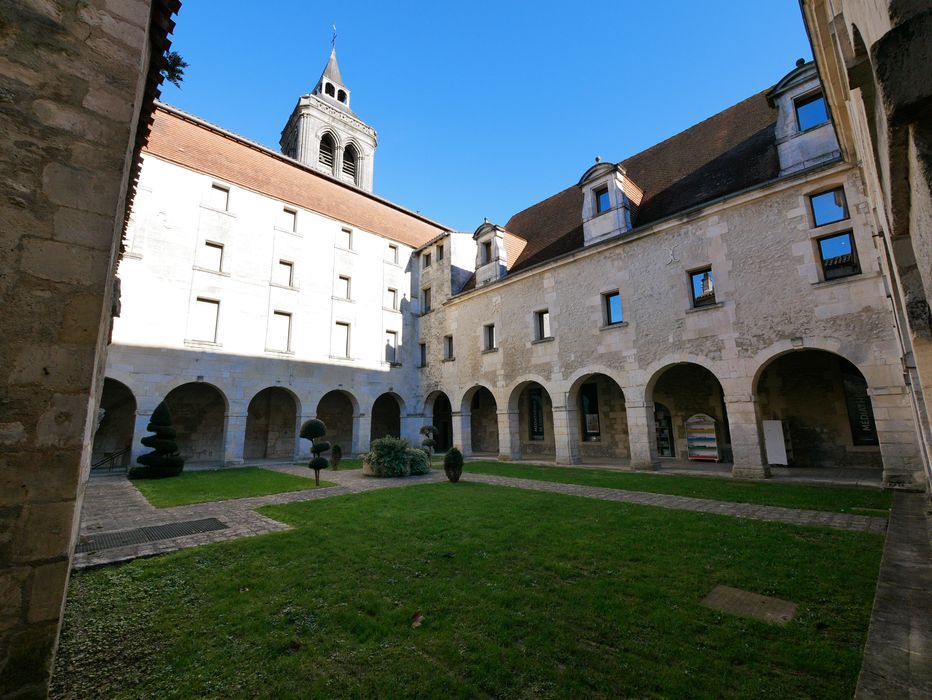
[319,134,335,170]
[343,146,357,180]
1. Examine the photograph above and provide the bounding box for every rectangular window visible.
[484,323,496,350]
[385,330,398,364]
[386,287,398,310]
[191,297,219,342]
[274,259,294,287]
[387,243,399,264]
[336,275,351,299]
[795,92,829,131]
[595,186,611,214]
[809,187,849,227]
[818,231,861,280]
[280,207,297,232]
[580,383,600,441]
[268,311,292,352]
[423,252,431,269]
[422,287,431,313]
[603,291,622,325]
[419,342,427,368]
[436,243,444,261]
[208,184,229,211]
[481,241,492,264]
[690,268,716,307]
[443,335,454,360]
[528,387,545,440]
[202,241,223,271]
[338,227,353,250]
[332,322,350,358]
[534,309,551,340]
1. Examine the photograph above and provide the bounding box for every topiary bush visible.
[330,444,342,470]
[362,436,410,477]
[128,402,185,479]
[406,447,431,475]
[443,447,464,483]
[419,425,438,460]
[299,418,331,485]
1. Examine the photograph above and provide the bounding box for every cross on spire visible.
[331,24,337,50]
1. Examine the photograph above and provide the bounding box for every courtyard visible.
[51,461,929,698]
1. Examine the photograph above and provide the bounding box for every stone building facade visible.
[0,1,179,696]
[101,55,929,490]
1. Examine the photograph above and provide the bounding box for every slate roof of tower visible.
[321,48,344,85]
[498,89,781,276]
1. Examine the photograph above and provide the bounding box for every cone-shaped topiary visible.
[330,444,342,470]
[443,447,464,483]
[128,402,185,479]
[299,418,330,485]
[420,424,437,460]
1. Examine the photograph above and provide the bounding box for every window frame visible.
[534,309,552,341]
[387,243,399,264]
[208,183,230,212]
[419,342,427,368]
[338,227,353,250]
[268,310,292,352]
[817,230,861,281]
[386,287,398,310]
[595,186,611,215]
[275,259,294,287]
[385,330,398,365]
[443,334,454,360]
[422,287,432,313]
[203,241,224,272]
[280,206,298,232]
[436,243,444,261]
[332,321,351,359]
[483,323,496,351]
[794,91,829,132]
[602,290,623,325]
[481,240,493,265]
[689,267,717,308]
[191,297,220,343]
[423,252,431,269]
[809,187,849,228]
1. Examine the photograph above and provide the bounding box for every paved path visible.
[856,492,932,699]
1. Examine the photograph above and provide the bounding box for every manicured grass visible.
[54,483,881,698]
[465,461,892,514]
[132,467,334,507]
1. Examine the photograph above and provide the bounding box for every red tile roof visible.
[144,105,447,249]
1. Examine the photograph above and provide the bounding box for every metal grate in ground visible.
[75,518,228,553]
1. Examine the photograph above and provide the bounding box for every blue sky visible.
[161,2,813,231]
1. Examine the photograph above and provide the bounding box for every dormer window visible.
[795,92,829,131]
[319,133,335,171]
[595,187,611,214]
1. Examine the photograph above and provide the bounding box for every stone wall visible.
[243,388,297,460]
[164,383,226,463]
[0,1,162,695]
[317,391,354,456]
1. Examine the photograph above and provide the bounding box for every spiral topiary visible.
[128,402,185,479]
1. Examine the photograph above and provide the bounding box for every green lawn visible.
[464,461,892,515]
[54,483,881,698]
[132,467,334,507]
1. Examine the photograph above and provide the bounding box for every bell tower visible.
[280,46,377,192]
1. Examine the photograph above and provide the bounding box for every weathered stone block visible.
[26,561,69,623]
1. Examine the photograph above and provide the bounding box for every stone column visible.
[351,412,371,456]
[497,410,520,460]
[625,399,659,470]
[869,385,926,488]
[453,410,472,456]
[724,395,769,479]
[223,404,248,465]
[552,404,580,465]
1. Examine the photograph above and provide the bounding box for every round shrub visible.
[406,448,431,475]
[363,436,410,477]
[443,447,464,483]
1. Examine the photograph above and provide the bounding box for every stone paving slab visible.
[463,473,888,534]
[855,492,932,699]
[700,584,797,626]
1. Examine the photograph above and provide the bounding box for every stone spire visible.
[320,47,343,86]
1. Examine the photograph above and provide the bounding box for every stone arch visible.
[370,392,404,441]
[342,143,358,183]
[755,348,881,469]
[643,354,723,398]
[424,390,453,452]
[507,379,555,460]
[505,375,554,412]
[92,378,136,468]
[567,372,630,461]
[462,385,499,455]
[163,381,228,465]
[316,390,357,457]
[244,387,299,461]
[646,362,730,463]
[318,131,337,173]
[749,338,881,393]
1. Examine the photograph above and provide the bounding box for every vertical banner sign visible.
[529,387,544,440]
[842,370,879,446]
